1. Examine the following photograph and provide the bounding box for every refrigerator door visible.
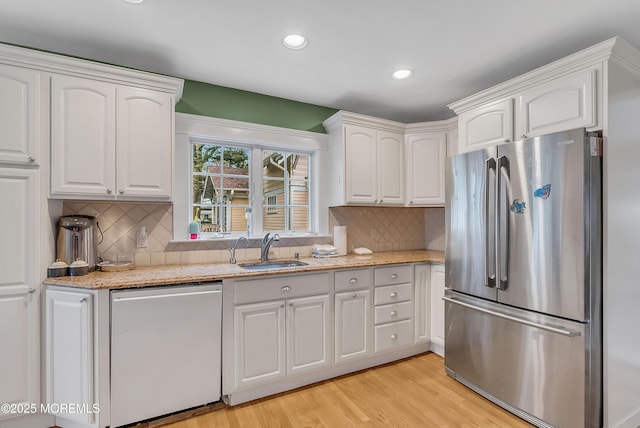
[446,147,497,301]
[496,129,594,321]
[444,290,596,428]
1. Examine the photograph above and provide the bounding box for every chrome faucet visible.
[228,236,249,264]
[260,233,280,261]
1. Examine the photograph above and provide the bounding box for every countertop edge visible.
[44,250,445,290]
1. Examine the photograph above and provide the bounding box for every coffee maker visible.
[56,215,99,269]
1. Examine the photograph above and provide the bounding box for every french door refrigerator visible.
[444,128,602,428]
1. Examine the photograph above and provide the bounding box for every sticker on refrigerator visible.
[534,184,552,200]
[510,199,526,214]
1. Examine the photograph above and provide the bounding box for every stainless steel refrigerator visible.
[444,128,602,428]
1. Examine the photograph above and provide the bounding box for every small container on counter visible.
[47,259,69,277]
[69,259,90,276]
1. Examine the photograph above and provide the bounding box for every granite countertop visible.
[44,250,445,290]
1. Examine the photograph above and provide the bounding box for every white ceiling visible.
[1,0,640,123]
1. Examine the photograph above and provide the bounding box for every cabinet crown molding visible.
[323,111,406,133]
[0,42,184,101]
[448,36,640,114]
[405,117,457,134]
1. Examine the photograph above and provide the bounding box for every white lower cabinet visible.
[231,272,331,391]
[430,263,446,355]
[413,264,431,344]
[335,290,371,363]
[45,289,94,425]
[373,265,414,353]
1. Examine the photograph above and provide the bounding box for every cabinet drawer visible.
[235,273,330,304]
[374,319,413,353]
[374,265,412,286]
[335,269,371,292]
[374,301,413,325]
[374,283,412,305]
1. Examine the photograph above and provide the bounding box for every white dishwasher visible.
[110,282,222,427]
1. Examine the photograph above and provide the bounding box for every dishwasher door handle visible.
[112,289,221,302]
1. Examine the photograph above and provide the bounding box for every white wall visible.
[603,60,640,428]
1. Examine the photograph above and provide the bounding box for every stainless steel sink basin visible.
[237,260,309,270]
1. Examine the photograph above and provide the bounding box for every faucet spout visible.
[260,233,280,261]
[228,236,249,264]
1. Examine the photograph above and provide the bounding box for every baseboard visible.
[0,413,55,428]
[615,407,640,428]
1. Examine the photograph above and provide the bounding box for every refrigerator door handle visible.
[443,296,582,337]
[497,156,511,291]
[485,158,497,288]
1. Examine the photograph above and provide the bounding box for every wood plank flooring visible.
[161,352,533,428]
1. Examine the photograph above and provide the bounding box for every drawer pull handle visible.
[28,157,36,163]
[390,274,398,279]
[80,297,87,303]
[390,291,398,298]
[349,278,358,284]
[390,334,399,340]
[281,286,291,292]
[28,288,36,294]
[106,188,113,194]
[390,311,397,317]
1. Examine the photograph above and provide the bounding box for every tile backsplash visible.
[62,202,445,265]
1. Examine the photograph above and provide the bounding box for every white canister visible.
[334,226,347,256]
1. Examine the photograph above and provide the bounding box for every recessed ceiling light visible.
[283,34,308,50]
[392,69,413,80]
[122,0,144,3]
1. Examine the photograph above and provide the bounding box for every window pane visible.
[289,207,309,231]
[263,206,285,231]
[288,154,309,179]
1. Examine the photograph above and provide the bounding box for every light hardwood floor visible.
[161,352,532,428]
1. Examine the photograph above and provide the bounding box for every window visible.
[191,141,312,236]
[192,144,251,234]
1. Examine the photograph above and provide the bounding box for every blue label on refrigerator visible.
[534,184,552,200]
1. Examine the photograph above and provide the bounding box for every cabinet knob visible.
[119,189,125,195]
[289,302,293,307]
[390,311,397,317]
[380,199,383,203]
[390,274,398,279]
[28,157,35,163]
[28,288,35,294]
[352,293,357,298]
[521,134,527,139]
[390,334,399,340]
[280,286,291,292]
[80,297,87,303]
[409,200,413,205]
[106,189,113,194]
[390,291,398,298]
[504,139,510,143]
[349,278,358,284]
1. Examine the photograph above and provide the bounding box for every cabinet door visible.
[429,264,445,355]
[116,87,173,199]
[0,287,38,419]
[335,290,371,363]
[377,130,404,205]
[45,289,94,424]
[0,168,38,290]
[458,98,514,153]
[51,75,116,197]
[344,124,377,204]
[414,264,431,344]
[405,132,446,205]
[517,68,597,138]
[234,301,285,388]
[0,64,42,165]
[287,295,331,374]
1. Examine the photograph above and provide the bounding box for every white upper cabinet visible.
[51,75,116,197]
[51,76,174,200]
[324,112,405,206]
[116,87,173,199]
[517,67,597,139]
[0,64,43,166]
[457,98,514,152]
[405,130,446,205]
[450,45,605,154]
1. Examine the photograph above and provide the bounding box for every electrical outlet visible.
[136,227,148,248]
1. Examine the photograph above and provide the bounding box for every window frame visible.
[174,113,328,242]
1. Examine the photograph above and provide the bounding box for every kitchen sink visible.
[237,260,309,270]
